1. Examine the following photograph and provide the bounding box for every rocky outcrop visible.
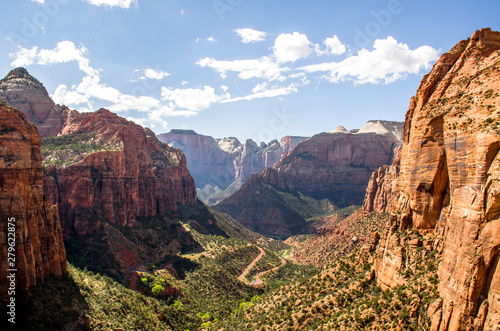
[158,130,239,191]
[362,146,401,213]
[157,130,307,204]
[367,28,500,330]
[0,104,66,301]
[262,120,403,204]
[215,120,403,238]
[43,109,197,237]
[0,68,76,137]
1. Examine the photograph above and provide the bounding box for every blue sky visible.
[1,0,499,143]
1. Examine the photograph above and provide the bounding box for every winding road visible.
[238,246,265,282]
[250,257,286,286]
[238,246,287,286]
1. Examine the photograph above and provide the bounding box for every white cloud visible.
[181,81,188,86]
[10,47,39,67]
[53,85,89,106]
[180,9,185,15]
[234,28,267,43]
[10,41,160,113]
[300,37,439,84]
[139,68,171,80]
[220,85,229,92]
[33,0,136,8]
[322,35,347,55]
[197,56,287,81]
[273,32,314,63]
[223,83,298,103]
[161,86,223,111]
[207,37,216,42]
[83,0,137,9]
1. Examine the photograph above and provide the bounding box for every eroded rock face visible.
[267,121,403,204]
[367,28,500,330]
[0,68,76,137]
[157,130,307,198]
[0,104,66,300]
[43,109,197,237]
[216,121,403,238]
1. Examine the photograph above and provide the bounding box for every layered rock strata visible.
[0,104,66,300]
[43,108,197,237]
[157,130,307,199]
[216,120,403,238]
[364,28,500,330]
[0,67,76,137]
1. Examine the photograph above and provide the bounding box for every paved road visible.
[250,258,286,285]
[238,246,265,282]
[238,246,287,286]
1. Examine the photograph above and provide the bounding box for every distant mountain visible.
[214,120,403,238]
[157,130,307,204]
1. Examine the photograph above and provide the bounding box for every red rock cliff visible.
[43,109,197,237]
[157,130,307,200]
[0,104,66,301]
[255,120,403,206]
[215,121,403,238]
[0,68,76,137]
[366,28,500,330]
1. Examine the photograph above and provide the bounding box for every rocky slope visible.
[0,103,66,300]
[363,28,500,330]
[0,67,76,137]
[157,130,307,204]
[215,120,403,238]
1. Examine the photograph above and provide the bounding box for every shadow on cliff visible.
[0,273,91,331]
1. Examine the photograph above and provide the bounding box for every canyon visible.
[215,120,403,238]
[0,69,210,277]
[158,130,307,205]
[0,27,499,331]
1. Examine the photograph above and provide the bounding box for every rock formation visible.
[215,120,403,238]
[364,28,500,330]
[0,103,66,300]
[261,120,403,203]
[0,68,201,276]
[0,67,76,137]
[157,130,307,204]
[43,108,197,238]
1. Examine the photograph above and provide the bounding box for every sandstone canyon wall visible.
[364,28,500,330]
[157,130,307,204]
[0,68,200,275]
[43,109,197,238]
[216,120,403,238]
[0,104,66,301]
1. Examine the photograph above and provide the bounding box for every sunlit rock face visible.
[364,28,500,330]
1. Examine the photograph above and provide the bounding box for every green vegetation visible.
[212,228,440,330]
[215,182,342,239]
[1,264,173,331]
[41,132,122,167]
